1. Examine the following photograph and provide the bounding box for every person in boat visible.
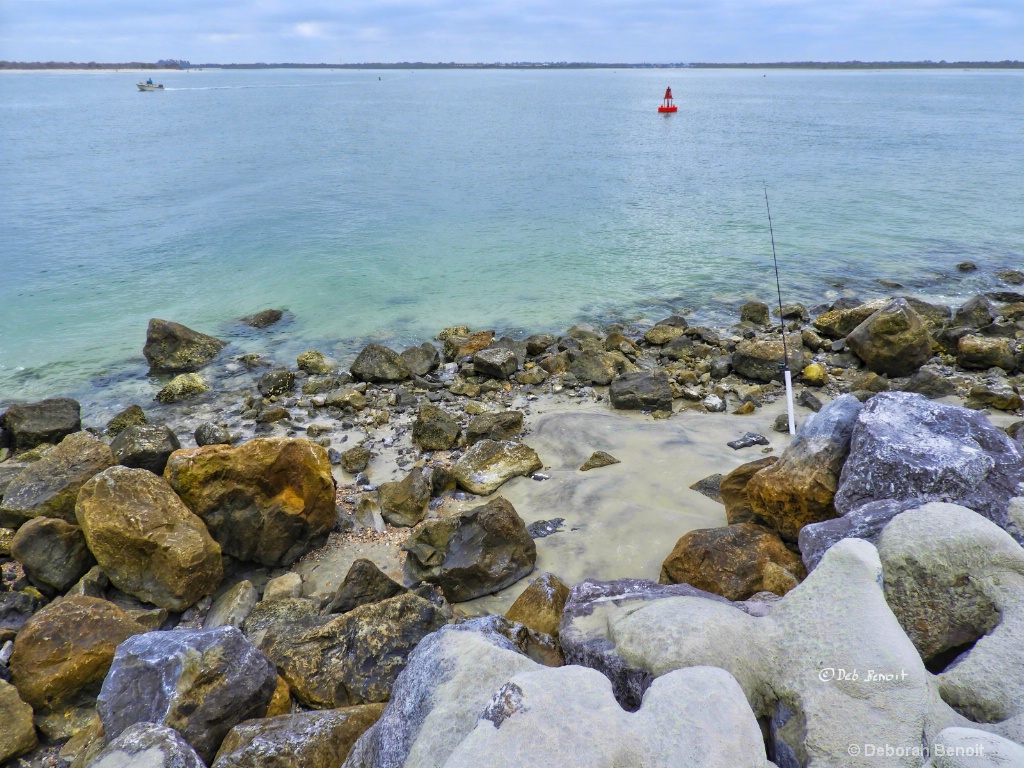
[147,78,153,85]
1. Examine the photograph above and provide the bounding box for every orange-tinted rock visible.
[505,572,570,637]
[719,456,777,525]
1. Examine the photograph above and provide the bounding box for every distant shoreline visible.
[2,60,1022,71]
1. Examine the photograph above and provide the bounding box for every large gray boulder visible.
[845,298,934,377]
[143,319,226,373]
[403,496,536,602]
[731,334,808,382]
[473,347,518,379]
[0,397,81,452]
[609,371,673,412]
[111,424,181,474]
[10,516,94,592]
[97,627,278,763]
[798,498,919,572]
[86,723,205,768]
[833,392,1024,544]
[350,344,410,382]
[0,430,115,527]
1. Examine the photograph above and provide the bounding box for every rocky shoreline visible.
[1,276,1023,767]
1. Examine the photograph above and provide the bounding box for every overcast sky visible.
[1,0,1021,64]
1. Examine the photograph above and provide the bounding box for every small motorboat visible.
[137,81,164,91]
[658,86,677,113]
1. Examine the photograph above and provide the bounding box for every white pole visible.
[784,369,796,435]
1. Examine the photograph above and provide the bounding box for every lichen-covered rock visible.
[340,445,372,474]
[643,324,686,345]
[378,468,430,528]
[85,722,206,768]
[731,335,808,382]
[97,627,277,764]
[719,456,777,525]
[156,373,210,403]
[951,295,995,329]
[568,350,629,386]
[257,368,295,397]
[834,392,1024,544]
[297,350,334,375]
[659,523,806,600]
[740,300,771,325]
[505,573,570,638]
[195,422,233,446]
[350,344,410,382]
[0,397,81,452]
[403,497,536,602]
[259,592,446,708]
[966,379,1023,411]
[76,466,223,611]
[111,424,181,475]
[242,598,319,647]
[812,298,888,338]
[0,679,37,762]
[105,404,147,437]
[451,440,542,496]
[412,404,461,450]
[212,706,385,768]
[609,371,673,412]
[579,451,620,471]
[466,411,524,445]
[10,596,145,739]
[473,347,518,379]
[957,335,1017,371]
[323,559,408,615]
[164,437,336,567]
[746,395,862,541]
[144,319,226,373]
[11,516,94,592]
[400,343,440,376]
[0,430,114,527]
[845,298,934,377]
[443,331,495,362]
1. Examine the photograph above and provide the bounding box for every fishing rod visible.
[764,184,796,435]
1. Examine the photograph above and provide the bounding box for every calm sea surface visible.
[1,68,1022,405]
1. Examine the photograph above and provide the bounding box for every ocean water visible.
[1,67,1023,406]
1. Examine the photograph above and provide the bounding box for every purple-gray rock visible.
[833,392,1024,544]
[798,499,921,572]
[111,424,181,475]
[0,398,81,453]
[97,626,278,763]
[85,722,205,768]
[609,371,673,412]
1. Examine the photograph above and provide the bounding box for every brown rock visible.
[643,325,686,345]
[340,445,371,474]
[265,676,291,717]
[845,299,934,377]
[164,437,336,567]
[720,456,777,525]
[412,404,461,450]
[466,411,525,445]
[10,517,94,592]
[378,468,430,528]
[579,451,620,471]
[443,331,495,362]
[504,573,570,637]
[76,466,223,611]
[659,523,806,600]
[812,298,888,339]
[956,335,1017,371]
[451,440,542,495]
[0,680,37,762]
[143,318,226,373]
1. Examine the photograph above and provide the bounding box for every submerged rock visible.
[144,318,226,373]
[156,372,210,403]
[241,309,285,328]
[579,451,620,471]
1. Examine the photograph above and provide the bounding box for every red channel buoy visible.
[658,87,678,113]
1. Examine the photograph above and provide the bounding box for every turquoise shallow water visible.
[1,68,1023,405]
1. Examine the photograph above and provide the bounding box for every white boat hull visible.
[137,83,164,91]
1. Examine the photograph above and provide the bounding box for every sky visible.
[1,0,1021,64]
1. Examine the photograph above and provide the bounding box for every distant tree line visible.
[0,60,187,70]
[687,60,1023,69]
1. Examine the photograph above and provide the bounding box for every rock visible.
[437,326,472,340]
[659,523,806,600]
[952,295,995,329]
[86,722,206,768]
[900,297,952,329]
[659,335,698,360]
[164,437,336,567]
[11,517,94,592]
[747,394,862,541]
[579,451,620,471]
[111,424,181,475]
[957,335,1017,371]
[442,331,495,362]
[726,432,769,450]
[340,445,371,474]
[212,706,384,768]
[262,573,303,603]
[877,504,1024,725]
[400,343,440,376]
[378,468,430,527]
[473,347,518,379]
[0,397,81,452]
[106,405,147,437]
[441,665,768,768]
[924,728,1024,768]
[466,411,524,445]
[97,626,278,763]
[957,261,978,272]
[902,366,959,399]
[156,373,210,403]
[242,309,284,328]
[967,379,1023,411]
[569,350,629,386]
[609,371,673,412]
[412,404,460,450]
[845,298,933,377]
[833,392,1024,544]
[204,581,259,629]
[689,474,723,502]
[801,362,828,386]
[798,499,918,572]
[242,598,319,646]
[451,440,542,495]
[195,422,233,446]
[76,466,223,611]
[516,367,549,385]
[10,596,145,739]
[350,344,410,382]
[0,431,115,527]
[998,268,1024,285]
[795,389,823,412]
[342,619,542,768]
[144,319,226,373]
[323,559,407,615]
[0,679,36,762]
[403,496,536,602]
[522,333,554,356]
[701,394,726,412]
[259,592,446,708]
[297,350,334,375]
[324,386,367,410]
[720,457,778,525]
[777,303,810,322]
[0,591,43,642]
[849,370,889,392]
[739,300,771,325]
[643,325,686,345]
[504,573,570,638]
[812,298,889,338]
[257,368,295,397]
[731,335,808,382]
